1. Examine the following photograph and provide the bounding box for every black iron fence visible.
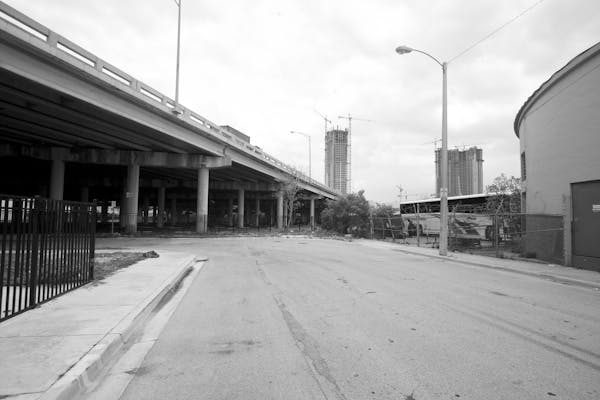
[1,195,96,322]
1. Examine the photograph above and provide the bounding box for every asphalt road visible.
[102,237,600,400]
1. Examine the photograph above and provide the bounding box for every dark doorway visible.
[572,180,600,271]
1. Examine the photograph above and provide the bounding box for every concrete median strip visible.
[0,251,204,400]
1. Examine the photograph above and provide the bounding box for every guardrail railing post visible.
[28,198,40,309]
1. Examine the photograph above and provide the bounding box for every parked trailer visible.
[399,212,504,244]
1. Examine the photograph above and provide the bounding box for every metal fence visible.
[371,212,564,264]
[448,213,564,264]
[1,195,96,322]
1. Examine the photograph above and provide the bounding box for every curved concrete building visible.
[514,42,600,271]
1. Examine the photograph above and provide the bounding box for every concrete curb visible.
[393,247,600,290]
[39,254,202,400]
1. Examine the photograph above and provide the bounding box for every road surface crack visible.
[273,295,348,400]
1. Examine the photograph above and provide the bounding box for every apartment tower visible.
[324,129,348,194]
[435,147,484,197]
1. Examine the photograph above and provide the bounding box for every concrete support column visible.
[228,198,234,227]
[170,197,177,225]
[255,198,261,227]
[196,167,209,233]
[157,186,166,228]
[49,159,65,201]
[125,164,140,234]
[80,186,89,203]
[101,202,109,223]
[277,193,283,229]
[120,182,127,230]
[310,198,315,229]
[237,188,245,228]
[283,200,288,227]
[142,197,149,224]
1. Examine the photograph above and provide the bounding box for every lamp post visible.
[290,131,312,180]
[395,45,449,256]
[174,0,182,106]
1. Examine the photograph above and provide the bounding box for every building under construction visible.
[324,129,348,194]
[435,147,484,197]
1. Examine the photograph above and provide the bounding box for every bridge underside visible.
[0,54,329,233]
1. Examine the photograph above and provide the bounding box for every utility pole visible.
[338,114,373,193]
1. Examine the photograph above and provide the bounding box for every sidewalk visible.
[357,239,600,290]
[0,250,200,400]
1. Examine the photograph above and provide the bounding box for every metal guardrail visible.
[1,195,96,322]
[0,2,339,197]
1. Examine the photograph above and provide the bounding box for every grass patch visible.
[94,251,158,281]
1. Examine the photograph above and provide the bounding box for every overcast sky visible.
[6,0,600,203]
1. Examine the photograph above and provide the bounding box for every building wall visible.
[325,129,348,194]
[517,44,600,265]
[435,147,483,197]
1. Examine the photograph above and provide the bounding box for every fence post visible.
[494,214,500,258]
[416,204,421,247]
[28,198,40,308]
[89,201,96,280]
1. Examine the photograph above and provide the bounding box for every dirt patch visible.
[93,251,159,281]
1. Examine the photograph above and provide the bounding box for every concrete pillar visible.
[228,197,234,227]
[80,186,89,203]
[141,196,149,224]
[157,186,166,228]
[170,197,177,225]
[310,198,315,229]
[196,167,209,233]
[101,202,109,223]
[277,193,283,229]
[120,182,127,230]
[49,159,65,200]
[283,200,288,227]
[125,164,139,234]
[255,198,261,227]
[237,188,245,228]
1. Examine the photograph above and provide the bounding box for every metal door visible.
[572,180,600,271]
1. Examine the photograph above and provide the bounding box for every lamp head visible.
[395,45,413,55]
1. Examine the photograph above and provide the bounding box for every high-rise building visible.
[324,129,348,194]
[435,147,484,197]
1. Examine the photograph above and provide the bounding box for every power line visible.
[449,0,547,63]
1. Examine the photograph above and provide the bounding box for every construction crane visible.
[422,138,442,151]
[314,109,332,133]
[338,114,373,193]
[314,109,332,185]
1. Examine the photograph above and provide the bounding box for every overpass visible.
[0,2,340,233]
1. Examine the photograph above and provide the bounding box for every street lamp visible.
[174,0,182,106]
[290,131,312,180]
[395,45,449,256]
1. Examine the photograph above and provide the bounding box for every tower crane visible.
[422,138,442,151]
[314,109,332,184]
[338,114,373,193]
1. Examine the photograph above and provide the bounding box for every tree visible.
[486,173,521,214]
[280,174,301,228]
[320,190,370,237]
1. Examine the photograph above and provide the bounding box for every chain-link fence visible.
[371,212,564,264]
[447,213,563,264]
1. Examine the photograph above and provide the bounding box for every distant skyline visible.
[6,0,600,203]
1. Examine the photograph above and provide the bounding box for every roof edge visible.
[513,41,600,137]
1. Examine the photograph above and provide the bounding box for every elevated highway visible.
[0,2,340,233]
